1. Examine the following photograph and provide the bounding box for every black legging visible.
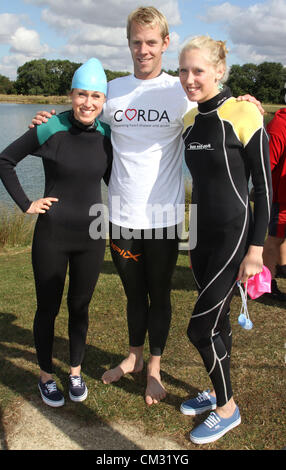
[187,211,251,407]
[109,223,180,356]
[32,220,105,373]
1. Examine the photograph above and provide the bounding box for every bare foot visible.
[102,349,144,384]
[145,359,166,406]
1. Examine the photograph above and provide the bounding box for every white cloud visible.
[232,45,269,64]
[0,12,51,78]
[203,0,286,64]
[1,0,182,78]
[203,2,241,22]
[36,0,182,71]
[0,13,25,43]
[10,27,50,56]
[68,25,127,48]
[62,43,132,71]
[168,31,181,52]
[0,53,36,79]
[28,0,181,27]
[41,8,80,33]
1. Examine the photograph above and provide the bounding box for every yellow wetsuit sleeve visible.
[218,98,263,147]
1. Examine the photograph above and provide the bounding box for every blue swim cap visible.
[71,58,107,95]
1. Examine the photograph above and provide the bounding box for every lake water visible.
[0,103,70,209]
[0,102,191,211]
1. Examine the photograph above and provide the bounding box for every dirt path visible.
[1,398,187,451]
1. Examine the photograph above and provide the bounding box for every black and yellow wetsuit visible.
[0,111,112,373]
[183,88,272,407]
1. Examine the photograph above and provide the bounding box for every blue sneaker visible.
[69,375,88,402]
[180,390,217,415]
[38,379,65,407]
[190,406,241,444]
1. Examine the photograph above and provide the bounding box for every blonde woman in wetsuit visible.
[179,36,272,444]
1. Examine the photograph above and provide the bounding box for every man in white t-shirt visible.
[31,7,263,407]
[99,7,194,406]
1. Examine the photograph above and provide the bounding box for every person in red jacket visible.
[263,107,286,300]
[276,239,286,277]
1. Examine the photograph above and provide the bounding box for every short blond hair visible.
[127,6,169,41]
[180,35,229,82]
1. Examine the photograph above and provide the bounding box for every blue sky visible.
[0,0,285,79]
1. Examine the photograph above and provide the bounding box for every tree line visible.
[0,59,130,97]
[0,58,285,104]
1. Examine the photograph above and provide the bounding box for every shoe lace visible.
[70,376,82,387]
[196,391,210,403]
[204,412,221,429]
[45,381,57,394]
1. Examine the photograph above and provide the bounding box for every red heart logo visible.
[125,109,137,121]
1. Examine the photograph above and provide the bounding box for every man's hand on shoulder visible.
[236,95,265,115]
[29,109,56,129]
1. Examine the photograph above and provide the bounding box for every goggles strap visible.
[237,280,250,321]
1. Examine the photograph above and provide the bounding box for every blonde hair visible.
[127,6,169,41]
[180,35,229,82]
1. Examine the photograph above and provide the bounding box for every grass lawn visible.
[0,244,285,450]
[0,94,71,105]
[263,104,285,126]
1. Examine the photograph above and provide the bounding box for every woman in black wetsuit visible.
[178,37,272,444]
[0,58,112,407]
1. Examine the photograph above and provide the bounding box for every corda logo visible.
[187,142,214,151]
[125,109,137,121]
[114,108,170,123]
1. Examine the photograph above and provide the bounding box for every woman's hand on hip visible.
[26,197,59,214]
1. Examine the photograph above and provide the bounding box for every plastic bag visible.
[236,266,272,330]
[246,265,272,300]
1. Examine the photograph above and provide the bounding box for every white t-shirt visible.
[102,72,195,229]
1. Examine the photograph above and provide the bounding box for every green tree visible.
[105,69,130,82]
[47,60,81,95]
[0,74,15,94]
[15,59,81,95]
[14,60,131,95]
[227,62,286,104]
[255,62,286,103]
[163,68,179,77]
[16,59,49,95]
[226,63,258,97]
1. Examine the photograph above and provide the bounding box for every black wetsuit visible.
[109,223,180,356]
[183,89,272,406]
[0,111,112,373]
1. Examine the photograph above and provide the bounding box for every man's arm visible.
[30,94,265,128]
